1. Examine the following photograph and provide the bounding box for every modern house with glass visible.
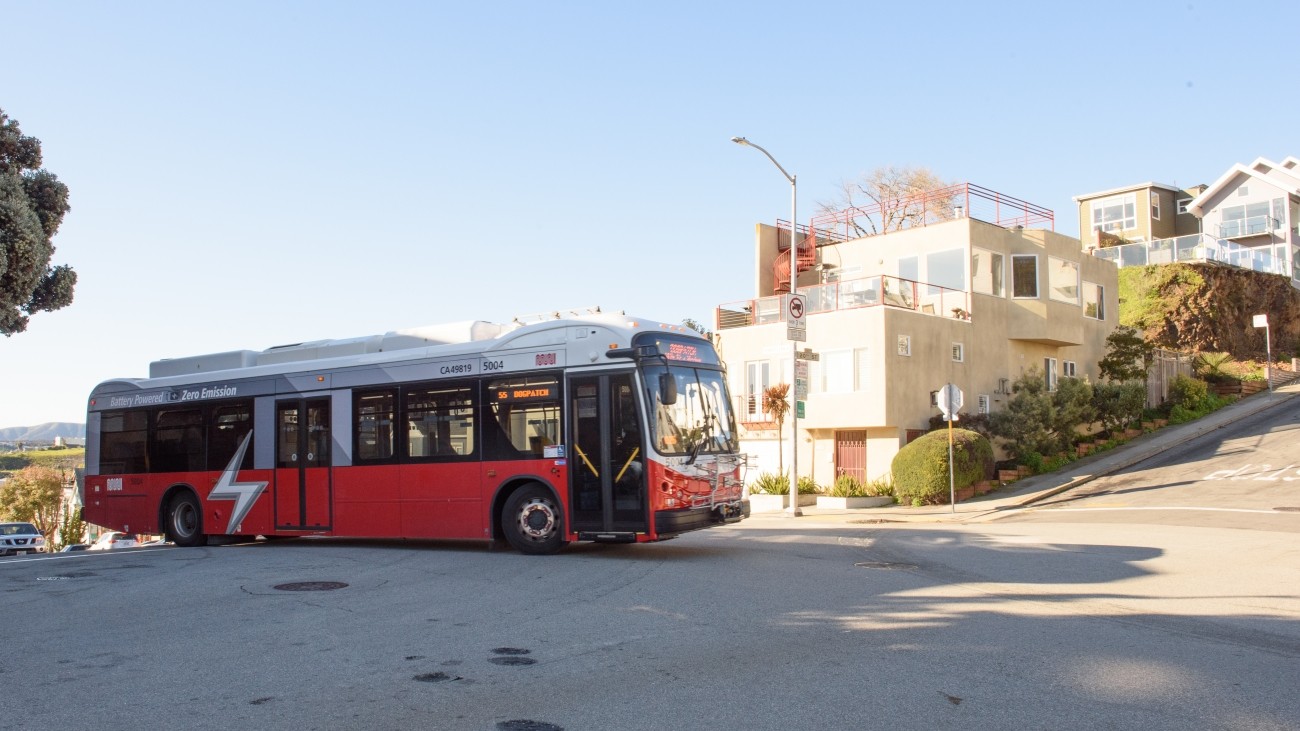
[1074,156,1300,288]
[714,184,1118,485]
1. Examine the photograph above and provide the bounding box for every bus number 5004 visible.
[483,359,504,371]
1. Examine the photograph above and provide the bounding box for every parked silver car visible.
[89,532,138,551]
[0,522,47,556]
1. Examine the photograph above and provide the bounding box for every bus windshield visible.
[642,364,738,457]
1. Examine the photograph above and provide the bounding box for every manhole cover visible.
[498,721,563,731]
[273,581,349,592]
[414,672,460,683]
[855,561,918,570]
[490,656,537,666]
[1274,507,1300,512]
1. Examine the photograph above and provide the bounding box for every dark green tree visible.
[1098,325,1154,383]
[0,108,77,335]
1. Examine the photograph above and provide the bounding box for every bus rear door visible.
[568,373,647,538]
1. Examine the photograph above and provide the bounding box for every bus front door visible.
[568,373,647,536]
[274,398,332,531]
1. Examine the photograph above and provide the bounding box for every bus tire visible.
[166,492,207,547]
[501,484,566,555]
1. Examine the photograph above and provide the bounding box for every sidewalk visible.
[745,381,1300,526]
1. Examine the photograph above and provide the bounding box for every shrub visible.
[988,369,1093,459]
[1168,374,1210,411]
[751,472,789,495]
[1093,381,1147,435]
[890,429,994,506]
[865,474,894,497]
[797,476,821,495]
[828,475,867,498]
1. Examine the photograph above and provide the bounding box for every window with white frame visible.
[952,342,964,362]
[1012,255,1038,298]
[1091,193,1137,233]
[821,349,853,393]
[897,335,911,356]
[745,361,770,418]
[1151,192,1161,221]
[971,247,1004,296]
[1044,357,1058,391]
[1049,257,1080,304]
[855,347,870,390]
[1177,198,1191,215]
[1083,281,1105,320]
[1063,361,1077,377]
[977,394,990,415]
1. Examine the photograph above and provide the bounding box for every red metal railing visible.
[808,182,1053,240]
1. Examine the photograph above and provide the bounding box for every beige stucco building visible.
[715,191,1118,487]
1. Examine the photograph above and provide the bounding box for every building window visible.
[1177,198,1191,215]
[971,248,1004,296]
[1083,281,1105,320]
[897,335,911,357]
[855,347,870,390]
[1151,192,1161,221]
[952,342,964,362]
[926,248,966,294]
[1063,361,1077,377]
[898,255,919,283]
[977,394,991,415]
[1044,357,1058,391]
[1091,193,1137,233]
[822,350,853,393]
[1220,201,1273,237]
[745,361,771,417]
[1012,255,1038,298]
[1049,257,1079,304]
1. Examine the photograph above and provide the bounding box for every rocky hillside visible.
[1119,263,1300,361]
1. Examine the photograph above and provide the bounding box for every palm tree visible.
[763,383,791,475]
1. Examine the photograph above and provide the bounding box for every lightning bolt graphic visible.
[208,431,268,534]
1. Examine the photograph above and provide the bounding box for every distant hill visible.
[0,423,86,442]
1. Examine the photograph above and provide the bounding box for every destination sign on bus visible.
[635,335,720,365]
[495,385,556,402]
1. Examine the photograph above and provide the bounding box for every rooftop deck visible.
[717,275,970,331]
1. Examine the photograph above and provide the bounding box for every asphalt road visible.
[4,401,1299,731]
[4,518,1298,730]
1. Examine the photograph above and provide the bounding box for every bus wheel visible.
[167,493,207,547]
[502,485,566,555]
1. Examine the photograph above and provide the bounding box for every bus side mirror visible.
[659,373,678,405]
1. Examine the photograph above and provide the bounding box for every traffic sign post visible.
[937,383,964,513]
[1254,314,1272,392]
[785,293,806,342]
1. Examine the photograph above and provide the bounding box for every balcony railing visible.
[1216,215,1279,240]
[716,275,971,330]
[1091,233,1288,276]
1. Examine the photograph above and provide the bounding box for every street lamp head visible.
[730,136,749,145]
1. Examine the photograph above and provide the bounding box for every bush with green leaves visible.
[1092,381,1147,435]
[828,475,867,497]
[750,472,789,495]
[1168,374,1211,410]
[988,369,1094,460]
[1098,325,1154,383]
[890,429,994,506]
[865,474,894,497]
[797,476,821,495]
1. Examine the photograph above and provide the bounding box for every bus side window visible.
[484,377,560,461]
[407,383,476,460]
[208,401,253,471]
[100,410,149,475]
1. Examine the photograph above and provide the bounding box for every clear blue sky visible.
[3,0,1297,427]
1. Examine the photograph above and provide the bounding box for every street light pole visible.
[732,136,801,517]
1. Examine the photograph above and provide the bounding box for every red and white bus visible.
[83,312,748,554]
